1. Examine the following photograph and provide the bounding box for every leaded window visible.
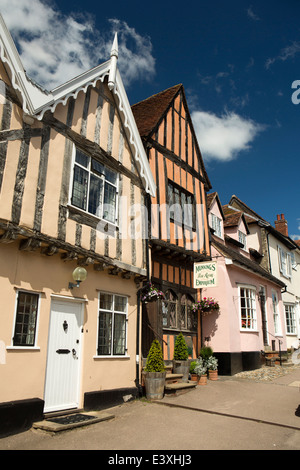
[162,291,196,331]
[71,148,118,223]
[13,291,39,346]
[97,293,127,356]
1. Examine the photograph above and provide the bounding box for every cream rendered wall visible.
[0,241,139,405]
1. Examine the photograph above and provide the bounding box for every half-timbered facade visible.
[132,85,211,360]
[0,16,155,433]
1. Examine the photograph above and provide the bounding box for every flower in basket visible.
[190,297,219,314]
[141,283,165,303]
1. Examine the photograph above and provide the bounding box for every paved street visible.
[0,365,299,452]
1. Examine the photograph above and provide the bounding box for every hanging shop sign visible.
[193,261,218,288]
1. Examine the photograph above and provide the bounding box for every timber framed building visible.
[0,16,155,435]
[132,84,212,361]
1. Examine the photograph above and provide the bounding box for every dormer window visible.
[238,230,246,249]
[211,213,222,238]
[71,148,118,224]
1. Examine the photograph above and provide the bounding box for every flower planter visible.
[173,360,190,383]
[208,369,218,381]
[190,373,199,383]
[198,374,207,385]
[144,371,166,400]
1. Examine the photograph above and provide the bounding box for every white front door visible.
[44,298,84,413]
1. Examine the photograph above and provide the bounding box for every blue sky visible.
[2,0,300,239]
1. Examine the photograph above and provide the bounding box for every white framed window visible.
[97,293,128,356]
[278,246,292,278]
[71,147,119,224]
[211,213,222,238]
[239,285,257,330]
[285,304,296,334]
[238,230,246,249]
[272,290,281,335]
[12,290,40,347]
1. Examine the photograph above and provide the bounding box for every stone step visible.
[164,381,197,396]
[32,410,115,433]
[165,373,183,384]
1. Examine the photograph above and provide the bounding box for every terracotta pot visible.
[190,373,199,382]
[208,369,218,381]
[198,374,207,385]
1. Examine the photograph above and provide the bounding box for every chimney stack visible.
[274,213,288,237]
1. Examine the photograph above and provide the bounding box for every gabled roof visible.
[228,195,298,250]
[212,236,286,288]
[0,15,155,197]
[131,84,182,137]
[222,205,250,234]
[132,84,211,190]
[207,192,225,220]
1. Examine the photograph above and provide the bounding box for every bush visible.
[145,340,165,372]
[173,332,189,360]
[194,357,207,376]
[189,361,197,373]
[206,356,218,370]
[199,346,213,361]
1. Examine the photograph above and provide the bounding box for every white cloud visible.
[265,42,300,69]
[246,6,261,21]
[1,0,155,90]
[191,110,264,162]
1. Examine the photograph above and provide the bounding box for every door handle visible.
[72,348,76,356]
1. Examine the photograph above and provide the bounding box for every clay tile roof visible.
[131,84,182,137]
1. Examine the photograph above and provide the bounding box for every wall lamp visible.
[69,267,87,289]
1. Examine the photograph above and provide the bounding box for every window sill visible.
[68,205,118,231]
[6,346,40,351]
[239,329,259,333]
[93,355,130,359]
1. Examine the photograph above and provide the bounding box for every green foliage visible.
[173,333,189,360]
[189,360,197,373]
[194,357,207,376]
[199,346,213,361]
[145,339,165,372]
[206,356,218,370]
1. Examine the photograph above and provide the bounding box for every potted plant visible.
[189,360,198,382]
[199,345,213,362]
[190,297,219,316]
[206,356,218,381]
[194,357,207,385]
[144,339,166,400]
[173,332,189,382]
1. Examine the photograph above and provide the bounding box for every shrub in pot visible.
[194,357,207,385]
[144,339,166,400]
[173,332,189,382]
[189,360,198,381]
[206,355,218,380]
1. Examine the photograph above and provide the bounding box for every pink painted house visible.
[202,192,287,375]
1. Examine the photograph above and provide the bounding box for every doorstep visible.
[164,381,197,396]
[32,410,115,433]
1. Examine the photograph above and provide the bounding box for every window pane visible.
[103,182,116,222]
[13,292,39,346]
[113,313,126,355]
[115,296,127,312]
[75,150,89,168]
[72,165,88,210]
[104,167,117,185]
[100,293,113,311]
[88,173,103,216]
[98,312,112,355]
[91,158,104,176]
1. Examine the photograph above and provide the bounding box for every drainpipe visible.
[135,194,151,396]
